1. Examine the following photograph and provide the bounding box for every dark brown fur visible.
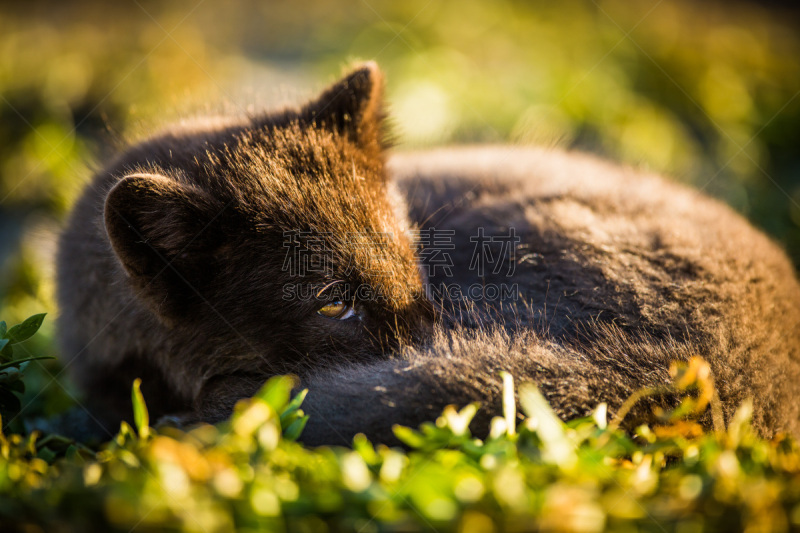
[56,64,800,445]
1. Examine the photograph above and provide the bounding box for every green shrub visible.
[0,313,52,434]
[2,313,800,532]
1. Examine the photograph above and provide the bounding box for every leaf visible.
[255,375,295,413]
[280,410,301,429]
[519,382,576,468]
[36,433,76,452]
[593,403,608,430]
[393,425,426,449]
[500,371,516,436]
[0,339,8,352]
[65,444,95,465]
[353,433,379,464]
[5,313,46,345]
[441,402,480,437]
[0,343,11,361]
[65,445,91,465]
[280,388,308,424]
[0,321,6,338]
[37,446,58,463]
[0,367,20,384]
[131,378,150,439]
[728,398,754,446]
[283,415,309,441]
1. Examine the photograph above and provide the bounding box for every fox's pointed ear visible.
[302,62,386,151]
[104,173,224,323]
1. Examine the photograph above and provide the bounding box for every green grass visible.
[2,314,800,532]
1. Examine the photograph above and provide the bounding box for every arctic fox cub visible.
[57,63,800,445]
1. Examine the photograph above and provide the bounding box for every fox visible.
[56,62,800,445]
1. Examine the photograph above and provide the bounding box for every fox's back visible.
[366,147,800,440]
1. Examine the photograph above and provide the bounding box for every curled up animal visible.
[56,63,800,446]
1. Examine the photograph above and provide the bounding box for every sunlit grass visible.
[2,320,799,532]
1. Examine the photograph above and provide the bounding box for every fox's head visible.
[103,63,435,375]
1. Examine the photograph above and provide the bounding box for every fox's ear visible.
[302,61,386,151]
[104,173,224,323]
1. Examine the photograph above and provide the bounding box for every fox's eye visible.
[317,301,356,320]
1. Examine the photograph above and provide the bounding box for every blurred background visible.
[0,0,798,419]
